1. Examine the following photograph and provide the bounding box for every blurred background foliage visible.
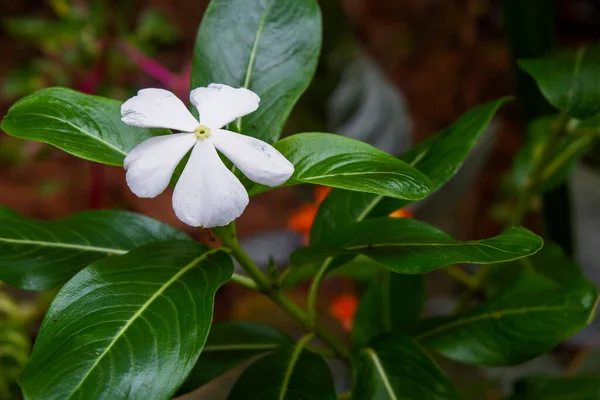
[2,0,600,399]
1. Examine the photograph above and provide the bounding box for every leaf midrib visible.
[344,240,526,255]
[364,348,398,400]
[64,248,223,399]
[203,343,281,352]
[299,170,415,181]
[566,47,586,110]
[415,305,587,341]
[11,112,127,156]
[0,237,126,255]
[236,0,274,132]
[278,334,313,400]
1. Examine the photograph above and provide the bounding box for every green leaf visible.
[519,45,600,119]
[486,242,582,297]
[227,346,336,400]
[178,321,292,395]
[18,241,233,400]
[192,0,321,143]
[353,273,424,347]
[292,218,543,274]
[0,207,190,290]
[352,333,462,400]
[511,376,600,400]
[310,98,509,244]
[250,133,432,200]
[1,87,168,165]
[416,273,599,366]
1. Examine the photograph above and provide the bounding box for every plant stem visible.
[510,112,570,226]
[215,225,351,361]
[306,257,333,329]
[229,273,259,290]
[444,265,479,290]
[473,113,571,290]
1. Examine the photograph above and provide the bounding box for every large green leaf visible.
[227,346,336,400]
[519,45,600,119]
[192,0,321,143]
[1,87,167,165]
[310,98,509,244]
[178,321,291,395]
[250,133,432,200]
[292,218,543,274]
[510,376,600,400]
[352,273,424,347]
[352,333,462,400]
[416,272,599,366]
[18,241,233,400]
[0,207,190,290]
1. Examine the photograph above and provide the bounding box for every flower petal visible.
[172,139,249,227]
[124,133,196,198]
[190,83,260,129]
[211,129,294,187]
[121,88,199,131]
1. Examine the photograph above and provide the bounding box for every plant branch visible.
[306,257,333,329]
[510,112,570,226]
[229,273,259,290]
[215,224,351,361]
[444,265,478,290]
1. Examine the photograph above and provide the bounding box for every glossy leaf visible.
[352,333,462,400]
[18,241,233,400]
[227,346,336,400]
[310,98,509,244]
[511,376,600,400]
[416,273,599,366]
[250,133,432,200]
[178,321,291,395]
[1,87,167,165]
[519,45,600,119]
[353,273,425,347]
[0,206,190,290]
[292,218,543,274]
[192,0,321,143]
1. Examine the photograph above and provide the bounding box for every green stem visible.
[306,257,333,328]
[215,224,351,361]
[542,134,594,181]
[306,344,337,359]
[337,391,351,400]
[474,113,571,290]
[229,273,260,290]
[510,112,570,226]
[444,265,479,290]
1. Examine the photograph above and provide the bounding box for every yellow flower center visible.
[194,125,211,139]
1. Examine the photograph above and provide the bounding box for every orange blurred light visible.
[389,208,414,219]
[287,186,331,244]
[330,293,359,331]
[287,204,319,240]
[314,186,331,204]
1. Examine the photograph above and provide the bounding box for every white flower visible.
[121,84,294,228]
